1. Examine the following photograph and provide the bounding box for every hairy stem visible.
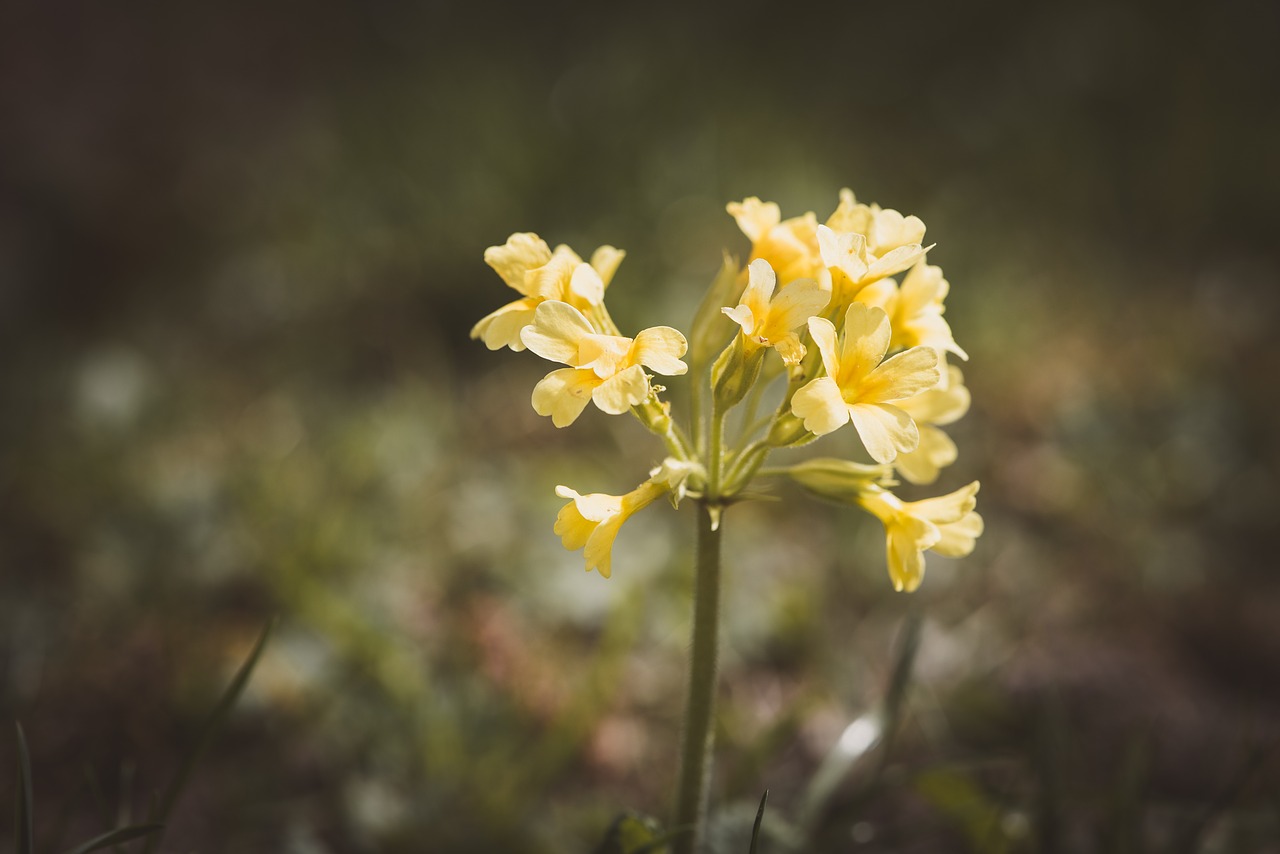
[673,500,723,854]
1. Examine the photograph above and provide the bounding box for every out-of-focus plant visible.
[10,620,271,854]
[473,190,982,853]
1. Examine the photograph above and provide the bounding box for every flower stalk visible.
[673,499,723,854]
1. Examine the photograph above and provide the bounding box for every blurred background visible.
[3,0,1279,851]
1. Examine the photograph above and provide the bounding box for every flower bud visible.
[710,334,764,410]
[786,458,894,502]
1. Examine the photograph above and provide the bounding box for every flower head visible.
[472,234,625,351]
[722,259,830,365]
[521,300,687,427]
[790,303,940,462]
[857,481,983,591]
[554,479,667,577]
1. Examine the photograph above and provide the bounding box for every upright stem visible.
[673,499,723,854]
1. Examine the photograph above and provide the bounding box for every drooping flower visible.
[790,303,940,462]
[893,365,971,485]
[856,260,968,373]
[520,300,687,427]
[856,481,983,592]
[472,234,625,351]
[554,479,667,577]
[721,259,830,365]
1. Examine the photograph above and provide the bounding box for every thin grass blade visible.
[64,823,163,854]
[748,789,769,854]
[14,722,35,854]
[141,617,274,854]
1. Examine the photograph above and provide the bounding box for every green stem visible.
[673,500,723,854]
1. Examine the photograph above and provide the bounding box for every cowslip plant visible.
[474,190,982,853]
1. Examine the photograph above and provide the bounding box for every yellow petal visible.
[727,197,781,243]
[806,316,841,379]
[569,263,605,305]
[848,403,918,463]
[590,246,626,287]
[521,300,595,365]
[592,364,650,414]
[722,303,757,335]
[933,511,983,557]
[817,224,868,286]
[908,481,980,525]
[899,367,970,425]
[583,515,626,578]
[894,425,958,485]
[631,326,689,376]
[774,333,806,366]
[871,209,926,252]
[791,376,850,436]
[531,367,599,427]
[526,247,582,301]
[484,233,553,294]
[471,298,538,351]
[838,303,892,388]
[862,346,939,402]
[762,277,830,341]
[886,515,938,592]
[553,487,598,550]
[866,244,927,284]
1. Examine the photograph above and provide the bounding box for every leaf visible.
[142,617,275,854]
[14,722,34,854]
[64,824,163,854]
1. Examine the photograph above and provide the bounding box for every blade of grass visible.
[748,789,768,854]
[797,610,923,835]
[64,824,163,854]
[141,617,274,854]
[14,722,35,854]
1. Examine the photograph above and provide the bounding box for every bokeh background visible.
[3,0,1279,851]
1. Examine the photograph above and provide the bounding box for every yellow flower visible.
[894,365,971,485]
[826,188,927,257]
[790,303,940,463]
[472,234,625,351]
[856,260,968,370]
[722,259,830,365]
[726,198,823,285]
[817,223,929,307]
[856,481,983,592]
[554,479,667,577]
[520,300,688,427]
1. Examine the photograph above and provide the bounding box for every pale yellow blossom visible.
[817,223,929,307]
[790,303,940,463]
[826,188,927,256]
[726,198,822,284]
[554,479,667,577]
[472,234,625,351]
[721,259,830,365]
[856,260,968,370]
[521,300,687,427]
[894,365,971,484]
[857,481,983,592]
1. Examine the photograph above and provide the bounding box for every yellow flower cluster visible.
[474,189,981,589]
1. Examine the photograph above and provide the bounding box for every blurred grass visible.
[2,0,1280,851]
